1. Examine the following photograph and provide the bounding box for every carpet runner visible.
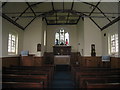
[51,65,75,89]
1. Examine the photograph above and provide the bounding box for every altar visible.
[54,55,70,65]
[53,45,71,65]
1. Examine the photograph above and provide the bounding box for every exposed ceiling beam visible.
[89,2,100,16]
[47,19,78,21]
[24,17,36,30]
[10,15,115,19]
[76,16,81,24]
[4,11,120,15]
[31,2,43,7]
[56,12,57,24]
[66,1,74,23]
[48,23,76,25]
[63,2,64,10]
[2,13,24,30]
[101,16,120,31]
[83,2,95,7]
[26,2,36,16]
[14,1,41,22]
[83,2,111,21]
[2,2,7,8]
[89,17,102,30]
[51,2,55,11]
[97,7,111,22]
[15,6,29,22]
[44,17,48,24]
[88,2,101,30]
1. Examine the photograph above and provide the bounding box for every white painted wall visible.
[46,25,77,52]
[84,18,102,56]
[2,18,24,57]
[23,17,47,56]
[41,19,47,54]
[101,22,118,56]
[76,18,84,56]
[118,2,120,56]
[0,10,2,58]
[100,2,119,56]
[23,18,42,55]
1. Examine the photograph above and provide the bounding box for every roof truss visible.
[2,2,120,31]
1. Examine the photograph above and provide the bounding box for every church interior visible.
[1,1,120,89]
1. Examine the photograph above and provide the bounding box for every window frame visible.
[109,33,118,55]
[55,28,69,45]
[8,32,18,55]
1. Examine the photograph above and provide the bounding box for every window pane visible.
[55,32,59,45]
[9,34,11,40]
[8,33,18,55]
[60,29,64,44]
[65,32,69,45]
[110,34,118,54]
[55,29,69,45]
[12,35,15,41]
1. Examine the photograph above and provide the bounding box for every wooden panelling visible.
[81,56,101,68]
[111,57,120,68]
[21,56,34,66]
[2,56,44,67]
[70,52,80,64]
[2,57,20,67]
[21,56,44,66]
[79,56,111,68]
[44,52,54,64]
[34,57,43,66]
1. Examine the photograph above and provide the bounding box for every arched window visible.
[55,28,69,45]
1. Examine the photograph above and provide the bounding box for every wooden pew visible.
[3,70,51,87]
[71,67,120,88]
[3,66,54,88]
[3,74,48,88]
[3,66,54,80]
[2,81,44,89]
[79,75,120,88]
[2,65,54,89]
[75,71,120,87]
[86,81,120,89]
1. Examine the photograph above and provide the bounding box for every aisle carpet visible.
[51,65,75,89]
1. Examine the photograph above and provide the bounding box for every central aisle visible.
[51,65,75,89]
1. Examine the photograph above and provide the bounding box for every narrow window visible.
[8,32,18,55]
[110,34,118,55]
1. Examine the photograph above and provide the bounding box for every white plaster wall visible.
[2,18,24,57]
[23,18,43,55]
[101,2,119,56]
[0,10,2,57]
[84,18,102,56]
[46,25,77,52]
[118,2,120,56]
[77,19,84,56]
[0,1,2,76]
[101,22,118,55]
[41,19,47,55]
